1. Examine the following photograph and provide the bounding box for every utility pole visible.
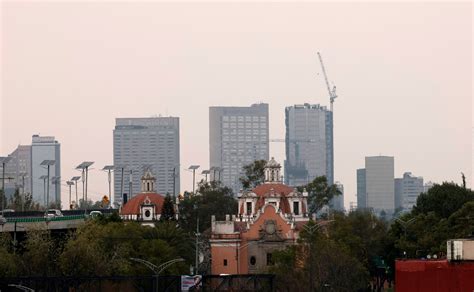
[66,181,74,209]
[40,160,55,209]
[188,165,200,194]
[71,176,80,209]
[102,165,114,206]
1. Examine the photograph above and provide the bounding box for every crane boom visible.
[317,52,337,112]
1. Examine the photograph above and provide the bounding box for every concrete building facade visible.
[284,103,334,187]
[358,156,395,216]
[3,145,32,200]
[209,103,269,194]
[395,172,424,212]
[113,117,180,204]
[31,135,61,206]
[356,168,367,209]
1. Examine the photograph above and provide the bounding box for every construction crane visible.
[317,52,337,112]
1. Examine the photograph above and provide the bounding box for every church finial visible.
[141,169,156,193]
[264,158,282,184]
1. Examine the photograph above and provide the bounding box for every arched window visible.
[147,182,150,191]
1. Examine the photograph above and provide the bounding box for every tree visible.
[239,159,267,190]
[271,220,368,291]
[413,182,474,218]
[179,180,237,233]
[0,233,19,277]
[160,193,176,221]
[21,229,57,276]
[297,176,341,214]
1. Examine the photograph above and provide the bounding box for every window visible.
[223,259,228,266]
[266,253,273,266]
[250,256,256,266]
[293,201,300,215]
[246,202,252,215]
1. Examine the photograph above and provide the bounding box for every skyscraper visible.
[113,117,180,204]
[4,145,32,200]
[284,103,333,186]
[209,103,269,193]
[394,172,424,212]
[31,135,61,206]
[356,168,367,209]
[358,156,395,216]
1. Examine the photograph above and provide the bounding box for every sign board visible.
[181,275,202,291]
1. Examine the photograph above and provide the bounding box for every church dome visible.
[121,193,165,215]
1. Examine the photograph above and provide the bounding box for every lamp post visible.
[130,257,184,292]
[102,165,114,206]
[188,165,200,194]
[51,176,61,208]
[395,217,416,239]
[71,176,81,209]
[303,220,335,292]
[201,170,210,182]
[19,172,28,212]
[76,162,94,212]
[66,181,74,210]
[0,157,12,210]
[39,175,48,208]
[40,160,55,209]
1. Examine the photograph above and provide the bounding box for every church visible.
[210,158,310,274]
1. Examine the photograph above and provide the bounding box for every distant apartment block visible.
[395,172,424,212]
[357,156,395,216]
[31,135,61,206]
[113,117,180,204]
[209,103,269,193]
[284,103,334,187]
[3,145,32,200]
[331,181,344,211]
[356,168,367,209]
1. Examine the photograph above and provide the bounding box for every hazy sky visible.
[1,1,472,208]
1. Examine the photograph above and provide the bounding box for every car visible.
[1,209,15,214]
[89,211,102,218]
[44,209,63,218]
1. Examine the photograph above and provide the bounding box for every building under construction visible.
[284,103,333,187]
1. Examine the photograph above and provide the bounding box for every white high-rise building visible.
[359,156,395,216]
[31,135,61,206]
[395,172,424,212]
[113,117,180,204]
[209,103,269,193]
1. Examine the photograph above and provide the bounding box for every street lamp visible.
[66,181,74,210]
[76,162,94,209]
[130,257,185,291]
[201,170,210,182]
[303,220,335,292]
[102,165,114,205]
[40,160,55,208]
[395,217,416,239]
[0,156,12,210]
[188,165,200,194]
[39,175,48,208]
[51,176,61,208]
[71,176,81,209]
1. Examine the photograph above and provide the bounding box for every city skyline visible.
[1,2,472,208]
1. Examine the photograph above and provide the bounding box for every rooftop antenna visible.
[317,52,337,112]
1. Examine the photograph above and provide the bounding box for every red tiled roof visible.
[252,183,294,196]
[121,193,165,215]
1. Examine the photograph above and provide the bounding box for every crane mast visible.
[317,52,337,112]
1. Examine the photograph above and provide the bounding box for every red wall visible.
[395,260,474,292]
